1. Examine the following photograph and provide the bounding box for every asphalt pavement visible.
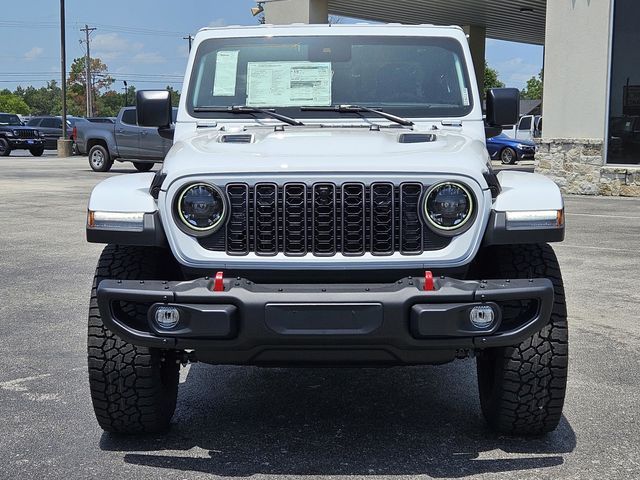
[1,153,639,479]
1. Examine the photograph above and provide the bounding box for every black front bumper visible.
[97,275,554,366]
[8,138,43,150]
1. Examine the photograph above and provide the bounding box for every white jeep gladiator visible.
[86,24,568,435]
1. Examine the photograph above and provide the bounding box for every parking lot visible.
[1,153,639,480]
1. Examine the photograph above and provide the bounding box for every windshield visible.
[187,35,474,120]
[0,114,22,126]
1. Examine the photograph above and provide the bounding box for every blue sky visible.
[0,0,542,92]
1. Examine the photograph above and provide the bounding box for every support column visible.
[264,0,328,24]
[535,0,616,195]
[463,25,486,96]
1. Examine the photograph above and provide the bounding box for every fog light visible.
[469,305,495,329]
[155,306,180,329]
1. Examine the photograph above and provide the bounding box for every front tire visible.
[500,147,517,165]
[30,146,45,157]
[88,245,182,434]
[475,244,568,435]
[88,144,113,172]
[133,161,154,172]
[0,138,11,156]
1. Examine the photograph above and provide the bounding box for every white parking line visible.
[554,244,632,253]
[566,213,640,219]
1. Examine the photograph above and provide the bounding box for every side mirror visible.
[136,90,172,127]
[486,88,520,127]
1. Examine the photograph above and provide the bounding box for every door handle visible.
[141,131,148,136]
[117,129,125,133]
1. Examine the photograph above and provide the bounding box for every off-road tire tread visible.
[476,243,568,435]
[88,244,180,434]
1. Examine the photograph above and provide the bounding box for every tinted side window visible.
[518,116,532,130]
[121,110,137,125]
[27,118,41,126]
[41,118,58,128]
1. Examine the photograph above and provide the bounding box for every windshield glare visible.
[0,114,22,126]
[188,35,473,119]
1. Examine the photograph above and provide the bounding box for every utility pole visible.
[60,0,67,139]
[123,80,128,107]
[57,0,72,156]
[183,35,193,52]
[80,24,96,117]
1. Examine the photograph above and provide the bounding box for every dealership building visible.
[264,0,640,196]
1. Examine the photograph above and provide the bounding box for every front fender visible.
[88,173,157,213]
[493,171,563,212]
[483,171,564,246]
[86,173,167,246]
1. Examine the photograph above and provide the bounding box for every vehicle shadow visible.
[101,361,576,478]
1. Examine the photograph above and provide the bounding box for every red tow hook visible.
[212,271,224,292]
[424,271,435,291]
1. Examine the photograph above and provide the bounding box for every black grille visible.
[199,182,452,256]
[16,129,37,139]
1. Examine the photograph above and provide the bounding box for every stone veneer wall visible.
[535,139,640,196]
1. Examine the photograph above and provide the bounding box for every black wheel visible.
[88,245,182,434]
[133,162,154,172]
[88,144,113,172]
[30,146,45,157]
[500,147,517,165]
[474,244,568,435]
[0,138,11,157]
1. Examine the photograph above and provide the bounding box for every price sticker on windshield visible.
[246,61,332,107]
[213,51,239,97]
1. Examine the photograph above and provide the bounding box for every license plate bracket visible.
[265,303,383,335]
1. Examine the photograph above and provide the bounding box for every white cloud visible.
[495,57,540,90]
[91,33,143,61]
[24,47,44,61]
[131,52,166,64]
[177,44,189,59]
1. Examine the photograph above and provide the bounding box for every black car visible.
[0,113,45,156]
[26,116,79,150]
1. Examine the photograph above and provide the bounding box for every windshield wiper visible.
[193,105,304,126]
[301,105,414,127]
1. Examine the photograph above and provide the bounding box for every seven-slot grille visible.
[198,182,452,256]
[16,129,38,139]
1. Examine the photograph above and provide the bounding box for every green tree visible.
[166,85,181,107]
[67,57,114,116]
[15,81,61,115]
[521,69,544,100]
[95,90,123,117]
[483,61,505,99]
[0,93,30,115]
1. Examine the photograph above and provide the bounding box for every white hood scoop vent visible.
[398,133,437,144]
[219,134,254,144]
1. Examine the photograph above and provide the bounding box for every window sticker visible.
[213,50,239,96]
[246,61,332,107]
[462,87,470,106]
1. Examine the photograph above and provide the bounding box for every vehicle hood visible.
[163,126,489,182]
[0,125,36,130]
[488,134,535,147]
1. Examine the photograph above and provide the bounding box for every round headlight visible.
[176,183,226,234]
[423,182,475,234]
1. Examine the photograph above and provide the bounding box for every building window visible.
[607,0,640,165]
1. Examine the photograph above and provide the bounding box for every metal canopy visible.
[327,0,547,45]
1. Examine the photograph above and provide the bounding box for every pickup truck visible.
[503,114,542,143]
[76,107,176,172]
